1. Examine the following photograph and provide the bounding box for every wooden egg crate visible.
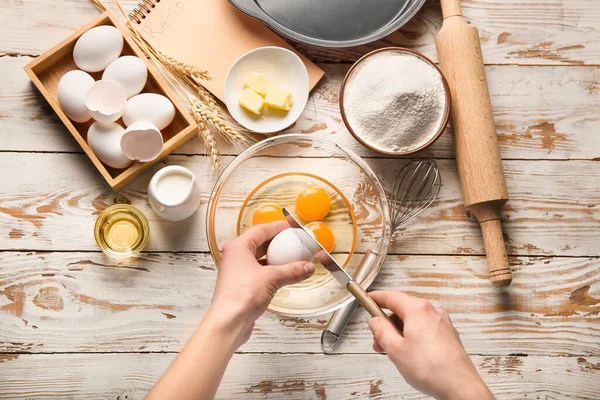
[24,11,198,191]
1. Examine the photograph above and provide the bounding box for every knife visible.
[320,241,382,351]
[282,208,389,320]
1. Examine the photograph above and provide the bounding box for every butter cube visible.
[244,72,270,97]
[239,88,265,115]
[265,86,293,111]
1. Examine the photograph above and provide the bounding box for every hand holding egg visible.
[212,221,315,340]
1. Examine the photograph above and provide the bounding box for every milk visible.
[155,171,194,205]
[148,166,202,221]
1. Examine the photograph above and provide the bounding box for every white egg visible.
[85,80,128,123]
[56,70,95,123]
[122,93,175,130]
[87,122,133,169]
[267,228,315,266]
[102,56,148,98]
[121,121,164,162]
[73,25,124,73]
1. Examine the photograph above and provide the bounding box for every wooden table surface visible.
[1,0,599,398]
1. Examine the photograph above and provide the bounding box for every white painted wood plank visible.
[0,154,598,256]
[3,57,599,159]
[1,1,598,397]
[1,0,599,66]
[1,252,598,355]
[0,353,598,399]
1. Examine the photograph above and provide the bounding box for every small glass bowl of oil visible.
[94,204,149,258]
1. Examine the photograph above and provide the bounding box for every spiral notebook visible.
[129,0,324,101]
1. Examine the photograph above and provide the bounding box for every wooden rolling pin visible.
[435,0,512,286]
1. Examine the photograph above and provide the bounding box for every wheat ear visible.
[158,52,213,81]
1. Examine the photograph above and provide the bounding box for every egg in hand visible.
[267,228,316,266]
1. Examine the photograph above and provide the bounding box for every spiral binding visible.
[129,0,160,24]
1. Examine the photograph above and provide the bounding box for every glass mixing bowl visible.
[207,134,391,317]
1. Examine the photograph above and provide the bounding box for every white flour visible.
[341,50,447,154]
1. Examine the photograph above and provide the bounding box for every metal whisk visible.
[321,158,441,351]
[389,158,442,232]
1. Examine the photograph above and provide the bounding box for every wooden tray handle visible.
[346,281,388,319]
[480,219,513,287]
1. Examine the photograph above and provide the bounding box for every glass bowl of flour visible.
[340,47,450,155]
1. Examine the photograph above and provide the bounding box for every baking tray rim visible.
[228,0,427,48]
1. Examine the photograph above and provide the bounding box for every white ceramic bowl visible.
[224,46,309,134]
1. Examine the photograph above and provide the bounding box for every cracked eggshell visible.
[57,70,95,123]
[102,56,148,98]
[87,122,133,169]
[73,25,124,73]
[120,121,164,162]
[122,93,175,130]
[85,80,127,123]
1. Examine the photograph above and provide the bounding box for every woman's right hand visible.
[368,291,495,400]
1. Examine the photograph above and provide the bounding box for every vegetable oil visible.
[94,204,149,258]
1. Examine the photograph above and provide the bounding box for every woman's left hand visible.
[208,220,315,348]
[148,221,313,400]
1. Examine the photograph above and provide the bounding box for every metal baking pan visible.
[229,0,427,48]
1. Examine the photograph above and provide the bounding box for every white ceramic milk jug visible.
[148,166,201,221]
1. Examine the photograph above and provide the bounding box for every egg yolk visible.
[306,221,335,253]
[252,204,285,225]
[295,187,331,222]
